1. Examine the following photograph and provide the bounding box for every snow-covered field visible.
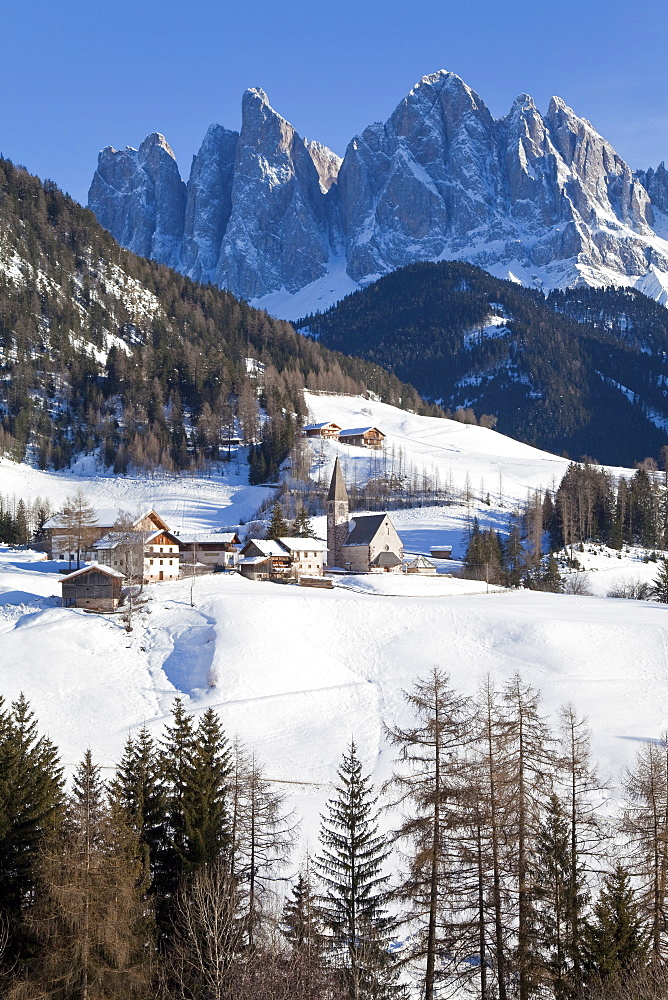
[0,393,665,846]
[1,548,667,845]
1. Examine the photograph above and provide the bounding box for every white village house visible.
[43,508,171,563]
[93,528,181,583]
[238,537,327,581]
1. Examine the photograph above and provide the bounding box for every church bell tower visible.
[326,457,349,568]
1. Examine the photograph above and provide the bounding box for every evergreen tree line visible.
[4,678,668,999]
[547,461,668,553]
[0,494,53,545]
[0,157,436,475]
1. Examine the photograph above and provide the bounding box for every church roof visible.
[343,514,389,546]
[327,458,349,502]
[371,551,403,568]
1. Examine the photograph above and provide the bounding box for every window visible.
[160,547,164,553]
[150,559,154,565]
[169,559,173,565]
[160,560,163,565]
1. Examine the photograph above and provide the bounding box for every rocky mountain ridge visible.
[88,71,668,313]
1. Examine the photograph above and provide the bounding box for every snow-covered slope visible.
[89,71,668,314]
[2,551,668,850]
[2,392,659,848]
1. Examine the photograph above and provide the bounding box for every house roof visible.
[175,532,239,545]
[93,529,180,550]
[342,514,389,546]
[60,562,125,582]
[240,539,287,558]
[303,421,341,431]
[327,457,349,502]
[239,555,272,566]
[372,551,403,568]
[408,555,437,569]
[278,537,327,552]
[338,426,384,438]
[45,507,169,531]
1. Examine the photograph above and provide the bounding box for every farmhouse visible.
[43,507,170,562]
[60,564,124,611]
[176,532,240,572]
[338,426,385,449]
[327,458,403,572]
[302,421,342,440]
[238,537,326,581]
[94,529,181,583]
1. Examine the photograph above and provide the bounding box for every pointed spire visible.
[327,457,348,502]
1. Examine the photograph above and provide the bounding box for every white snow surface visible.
[0,392,662,849]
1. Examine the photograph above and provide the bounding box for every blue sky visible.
[2,0,667,204]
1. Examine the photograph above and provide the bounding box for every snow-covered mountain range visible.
[88,71,668,316]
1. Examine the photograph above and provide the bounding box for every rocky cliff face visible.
[88,72,668,309]
[88,133,186,267]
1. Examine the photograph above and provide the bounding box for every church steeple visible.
[326,458,349,568]
[327,456,348,503]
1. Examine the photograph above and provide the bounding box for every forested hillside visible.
[0,158,435,475]
[297,262,668,466]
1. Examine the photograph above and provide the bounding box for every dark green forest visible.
[297,262,668,466]
[0,158,436,476]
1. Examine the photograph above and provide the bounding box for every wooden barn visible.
[338,426,385,449]
[60,564,124,611]
[430,545,453,560]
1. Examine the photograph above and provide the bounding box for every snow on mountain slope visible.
[0,456,266,533]
[1,551,668,849]
[303,391,578,500]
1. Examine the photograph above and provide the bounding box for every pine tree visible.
[652,559,668,604]
[283,860,324,957]
[316,740,398,1000]
[0,694,64,963]
[186,708,233,868]
[532,794,576,998]
[293,504,317,538]
[584,863,648,984]
[267,500,290,540]
[109,726,167,897]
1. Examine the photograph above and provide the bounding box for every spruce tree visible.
[283,859,324,957]
[186,708,233,867]
[652,559,668,604]
[293,505,317,538]
[0,694,64,963]
[316,740,398,1000]
[267,500,290,540]
[532,794,576,998]
[584,863,648,983]
[109,726,167,897]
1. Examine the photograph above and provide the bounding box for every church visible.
[326,458,404,572]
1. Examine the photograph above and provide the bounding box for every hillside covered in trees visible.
[296,262,668,466]
[0,158,436,475]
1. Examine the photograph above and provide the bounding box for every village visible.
[50,451,453,613]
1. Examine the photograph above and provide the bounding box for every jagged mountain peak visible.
[139,132,177,158]
[88,72,668,311]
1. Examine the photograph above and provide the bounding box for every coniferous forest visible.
[0,158,437,477]
[2,677,668,1000]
